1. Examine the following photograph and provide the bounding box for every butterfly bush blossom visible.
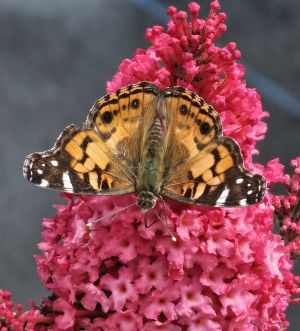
[2,2,300,330]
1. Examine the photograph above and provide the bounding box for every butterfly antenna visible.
[153,209,176,242]
[157,196,177,242]
[87,202,137,228]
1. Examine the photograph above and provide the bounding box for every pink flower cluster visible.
[1,1,299,330]
[108,1,268,164]
[271,157,300,263]
[31,185,297,330]
[0,290,24,330]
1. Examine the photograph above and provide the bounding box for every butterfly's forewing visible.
[23,125,135,194]
[23,82,159,194]
[161,86,266,207]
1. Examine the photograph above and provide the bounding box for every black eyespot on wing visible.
[131,98,140,109]
[200,122,211,135]
[101,111,113,124]
[179,104,188,115]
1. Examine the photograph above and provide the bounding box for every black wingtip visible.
[23,153,42,185]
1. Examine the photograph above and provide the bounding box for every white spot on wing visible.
[247,190,253,195]
[239,199,248,206]
[63,171,73,191]
[37,169,43,175]
[236,178,243,184]
[216,187,229,205]
[51,160,59,166]
[39,179,49,187]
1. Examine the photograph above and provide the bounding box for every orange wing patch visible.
[163,139,236,202]
[86,82,159,153]
[63,127,134,193]
[162,135,266,207]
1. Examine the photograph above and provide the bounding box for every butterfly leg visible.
[144,211,159,228]
[158,196,177,241]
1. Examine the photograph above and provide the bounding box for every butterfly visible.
[23,81,266,213]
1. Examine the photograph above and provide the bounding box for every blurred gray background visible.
[0,0,299,329]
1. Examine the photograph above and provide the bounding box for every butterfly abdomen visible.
[147,118,163,155]
[136,118,164,211]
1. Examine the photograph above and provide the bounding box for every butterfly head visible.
[136,191,157,213]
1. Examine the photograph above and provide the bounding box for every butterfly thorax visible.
[136,118,164,212]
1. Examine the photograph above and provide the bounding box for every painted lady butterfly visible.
[23,82,266,212]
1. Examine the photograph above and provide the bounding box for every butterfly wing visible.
[86,81,159,158]
[23,125,135,194]
[23,82,159,194]
[161,86,266,207]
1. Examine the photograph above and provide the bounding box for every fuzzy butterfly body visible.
[23,82,266,211]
